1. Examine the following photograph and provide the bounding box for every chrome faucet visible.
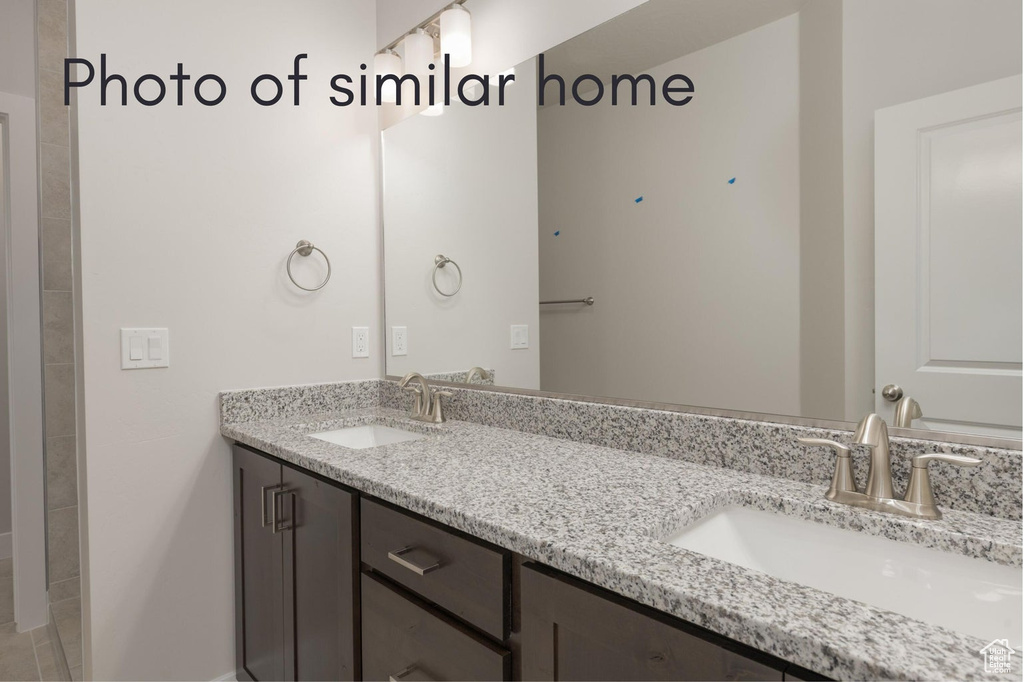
[464,367,491,384]
[799,413,981,520]
[397,372,453,424]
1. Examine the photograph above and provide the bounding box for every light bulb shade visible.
[374,50,403,104]
[440,4,472,68]
[403,28,434,78]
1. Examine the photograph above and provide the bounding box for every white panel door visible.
[875,75,1022,437]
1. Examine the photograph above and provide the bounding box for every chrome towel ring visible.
[287,240,331,292]
[432,254,462,297]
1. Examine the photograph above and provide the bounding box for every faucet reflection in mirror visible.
[798,414,982,520]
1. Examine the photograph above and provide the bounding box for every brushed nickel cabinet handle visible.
[387,546,441,576]
[271,488,296,533]
[261,484,284,528]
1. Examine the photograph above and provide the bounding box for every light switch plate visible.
[392,326,408,356]
[352,327,370,358]
[121,328,170,369]
[511,324,529,350]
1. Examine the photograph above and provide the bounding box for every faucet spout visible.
[398,372,432,418]
[853,413,894,500]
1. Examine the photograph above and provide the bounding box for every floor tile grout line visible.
[31,630,43,682]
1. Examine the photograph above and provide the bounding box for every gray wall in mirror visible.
[382,0,1023,443]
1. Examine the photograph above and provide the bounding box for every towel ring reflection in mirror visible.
[432,254,463,297]
[286,240,332,292]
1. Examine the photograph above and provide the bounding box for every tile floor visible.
[0,559,62,681]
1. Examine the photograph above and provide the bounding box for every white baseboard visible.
[0,532,11,560]
[210,673,236,681]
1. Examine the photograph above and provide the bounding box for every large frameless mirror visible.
[382,0,1023,446]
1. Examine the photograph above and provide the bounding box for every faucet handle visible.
[402,384,424,416]
[904,453,983,517]
[797,437,857,498]
[428,390,454,424]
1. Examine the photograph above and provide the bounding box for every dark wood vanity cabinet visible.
[233,444,823,682]
[520,563,787,681]
[232,445,359,681]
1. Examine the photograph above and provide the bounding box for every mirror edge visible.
[383,375,1023,451]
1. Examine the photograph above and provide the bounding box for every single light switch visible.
[121,328,170,369]
[129,336,144,361]
[147,335,163,360]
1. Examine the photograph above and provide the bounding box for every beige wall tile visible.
[41,218,73,292]
[41,142,70,180]
[39,69,70,147]
[48,576,80,603]
[40,169,71,220]
[46,507,79,584]
[45,435,77,511]
[37,0,68,75]
[44,364,76,438]
[43,291,74,365]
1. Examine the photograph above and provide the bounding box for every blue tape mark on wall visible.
[728,178,736,184]
[635,196,644,203]
[554,231,560,236]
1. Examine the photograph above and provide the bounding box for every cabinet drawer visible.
[361,499,509,640]
[361,572,510,681]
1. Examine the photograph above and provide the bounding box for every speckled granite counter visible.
[221,404,1022,681]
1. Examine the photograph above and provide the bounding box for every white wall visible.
[0,0,47,630]
[73,1,379,678]
[384,61,540,388]
[798,0,845,420]
[538,15,801,415]
[0,0,36,99]
[0,0,38,554]
[841,0,1023,420]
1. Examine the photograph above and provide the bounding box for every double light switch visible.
[121,328,170,369]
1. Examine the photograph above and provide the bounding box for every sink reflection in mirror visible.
[663,505,1023,648]
[381,0,1022,445]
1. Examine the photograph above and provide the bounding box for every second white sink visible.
[663,505,1022,648]
[309,424,424,450]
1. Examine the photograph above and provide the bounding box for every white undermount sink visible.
[309,424,424,450]
[663,506,1022,648]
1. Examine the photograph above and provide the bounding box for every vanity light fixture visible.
[440,3,473,68]
[373,49,402,103]
[403,28,435,78]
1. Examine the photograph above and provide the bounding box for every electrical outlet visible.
[510,324,529,350]
[352,327,370,358]
[392,326,408,356]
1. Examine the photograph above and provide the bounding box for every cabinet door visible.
[521,564,785,681]
[233,446,285,682]
[281,465,359,681]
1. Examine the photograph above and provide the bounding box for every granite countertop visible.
[221,407,1022,681]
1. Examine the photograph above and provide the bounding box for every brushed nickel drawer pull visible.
[387,546,441,576]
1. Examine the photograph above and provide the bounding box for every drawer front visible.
[361,572,510,682]
[361,499,509,640]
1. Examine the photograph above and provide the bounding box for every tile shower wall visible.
[37,0,82,677]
